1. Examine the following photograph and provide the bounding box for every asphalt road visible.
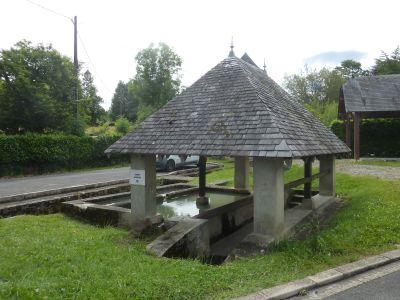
[0,167,130,198]
[326,270,400,300]
[292,261,400,300]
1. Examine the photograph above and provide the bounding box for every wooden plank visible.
[285,171,328,190]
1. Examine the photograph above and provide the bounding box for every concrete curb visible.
[0,179,129,204]
[236,247,400,300]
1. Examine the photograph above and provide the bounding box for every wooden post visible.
[353,112,361,160]
[197,156,208,204]
[345,115,352,148]
[304,157,312,199]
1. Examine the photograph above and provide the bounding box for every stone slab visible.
[381,248,400,260]
[237,278,315,300]
[308,268,344,285]
[335,255,389,277]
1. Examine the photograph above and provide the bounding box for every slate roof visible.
[241,53,258,68]
[106,54,349,158]
[341,75,400,113]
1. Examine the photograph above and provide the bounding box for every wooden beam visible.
[345,115,352,148]
[198,156,207,197]
[285,172,328,189]
[353,112,361,160]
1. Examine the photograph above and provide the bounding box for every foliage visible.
[2,166,400,299]
[109,43,182,125]
[304,100,338,127]
[331,118,400,157]
[0,133,125,176]
[81,71,106,126]
[115,116,132,135]
[373,46,400,75]
[283,66,346,104]
[334,59,370,78]
[63,115,87,137]
[109,81,132,121]
[0,40,77,133]
[86,122,117,136]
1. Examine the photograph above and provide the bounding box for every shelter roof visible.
[340,75,400,114]
[106,54,349,158]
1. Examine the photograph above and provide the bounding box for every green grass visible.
[1,160,400,299]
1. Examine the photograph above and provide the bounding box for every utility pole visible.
[73,16,79,120]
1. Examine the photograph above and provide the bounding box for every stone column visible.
[130,154,157,219]
[319,155,336,197]
[253,157,284,238]
[234,156,249,190]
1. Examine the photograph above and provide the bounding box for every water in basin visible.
[157,192,246,218]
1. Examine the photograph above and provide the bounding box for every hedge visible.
[0,134,128,176]
[331,118,400,157]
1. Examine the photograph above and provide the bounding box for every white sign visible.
[130,169,145,186]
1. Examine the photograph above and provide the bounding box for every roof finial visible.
[263,58,267,74]
[229,37,235,57]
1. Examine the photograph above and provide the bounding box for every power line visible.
[78,33,111,93]
[24,0,73,22]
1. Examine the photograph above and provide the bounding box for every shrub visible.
[115,117,131,135]
[331,118,400,157]
[0,134,127,176]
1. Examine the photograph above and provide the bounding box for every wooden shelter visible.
[106,48,349,241]
[339,75,400,159]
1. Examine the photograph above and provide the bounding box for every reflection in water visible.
[157,192,245,218]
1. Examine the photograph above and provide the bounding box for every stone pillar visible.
[303,157,313,200]
[234,156,249,190]
[253,157,284,237]
[130,154,157,219]
[319,155,336,197]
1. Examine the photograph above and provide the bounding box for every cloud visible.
[305,51,367,65]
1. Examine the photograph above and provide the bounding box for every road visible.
[0,167,129,198]
[291,261,400,300]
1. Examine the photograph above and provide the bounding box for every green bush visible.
[115,117,131,135]
[0,134,127,176]
[331,118,400,157]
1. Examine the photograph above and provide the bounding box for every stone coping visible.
[0,179,129,204]
[235,247,400,300]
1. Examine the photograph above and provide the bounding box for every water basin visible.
[157,192,247,218]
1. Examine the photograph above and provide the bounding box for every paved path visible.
[0,167,129,198]
[291,261,400,300]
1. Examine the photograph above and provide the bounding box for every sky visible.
[2,0,400,109]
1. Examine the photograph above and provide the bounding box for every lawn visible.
[1,159,400,299]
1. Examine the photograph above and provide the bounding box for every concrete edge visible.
[235,247,400,300]
[0,179,129,204]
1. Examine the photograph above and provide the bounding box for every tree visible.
[131,43,182,116]
[110,81,131,120]
[373,46,400,75]
[0,40,76,133]
[283,66,346,104]
[335,59,369,78]
[81,71,105,125]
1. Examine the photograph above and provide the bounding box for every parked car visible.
[156,154,199,172]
